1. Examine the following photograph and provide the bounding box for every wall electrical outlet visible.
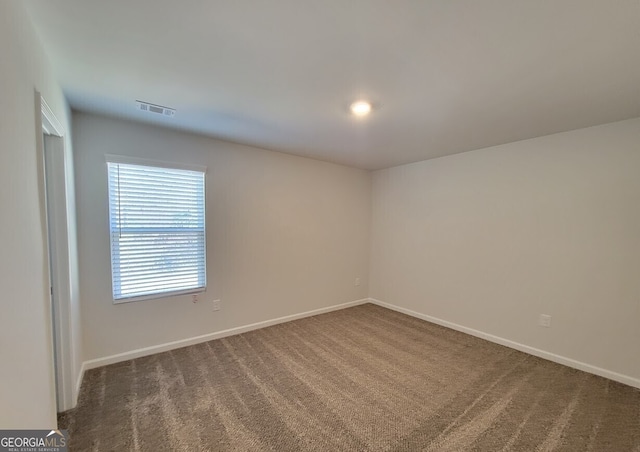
[355,277,361,286]
[212,299,221,311]
[539,314,552,328]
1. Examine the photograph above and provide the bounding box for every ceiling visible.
[24,0,640,170]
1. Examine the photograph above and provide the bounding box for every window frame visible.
[105,154,207,304]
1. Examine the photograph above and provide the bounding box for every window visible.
[107,157,206,302]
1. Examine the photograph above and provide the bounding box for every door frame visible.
[40,94,75,412]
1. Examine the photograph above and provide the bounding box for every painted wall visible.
[370,118,640,383]
[73,112,371,361]
[0,0,82,428]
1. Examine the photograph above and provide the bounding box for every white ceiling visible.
[24,0,640,170]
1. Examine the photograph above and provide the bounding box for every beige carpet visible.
[62,304,640,451]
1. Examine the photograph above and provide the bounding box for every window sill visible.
[113,287,206,304]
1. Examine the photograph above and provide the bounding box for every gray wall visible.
[0,0,82,428]
[370,118,640,383]
[73,112,372,361]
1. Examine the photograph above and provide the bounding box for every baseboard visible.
[78,297,639,393]
[368,298,640,390]
[57,362,85,414]
[82,298,369,372]
[74,362,86,406]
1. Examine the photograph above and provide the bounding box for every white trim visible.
[40,93,79,415]
[368,298,640,390]
[74,361,86,408]
[82,298,369,371]
[113,287,206,305]
[41,97,63,137]
[43,134,75,412]
[105,153,207,173]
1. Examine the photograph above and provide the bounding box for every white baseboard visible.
[369,298,640,390]
[74,362,85,405]
[81,298,369,372]
[59,362,85,414]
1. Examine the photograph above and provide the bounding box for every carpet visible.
[62,304,640,451]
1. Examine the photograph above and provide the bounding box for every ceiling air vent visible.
[136,101,176,117]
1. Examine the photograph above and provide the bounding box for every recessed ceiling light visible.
[350,100,372,117]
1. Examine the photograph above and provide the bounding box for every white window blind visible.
[107,160,206,301]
